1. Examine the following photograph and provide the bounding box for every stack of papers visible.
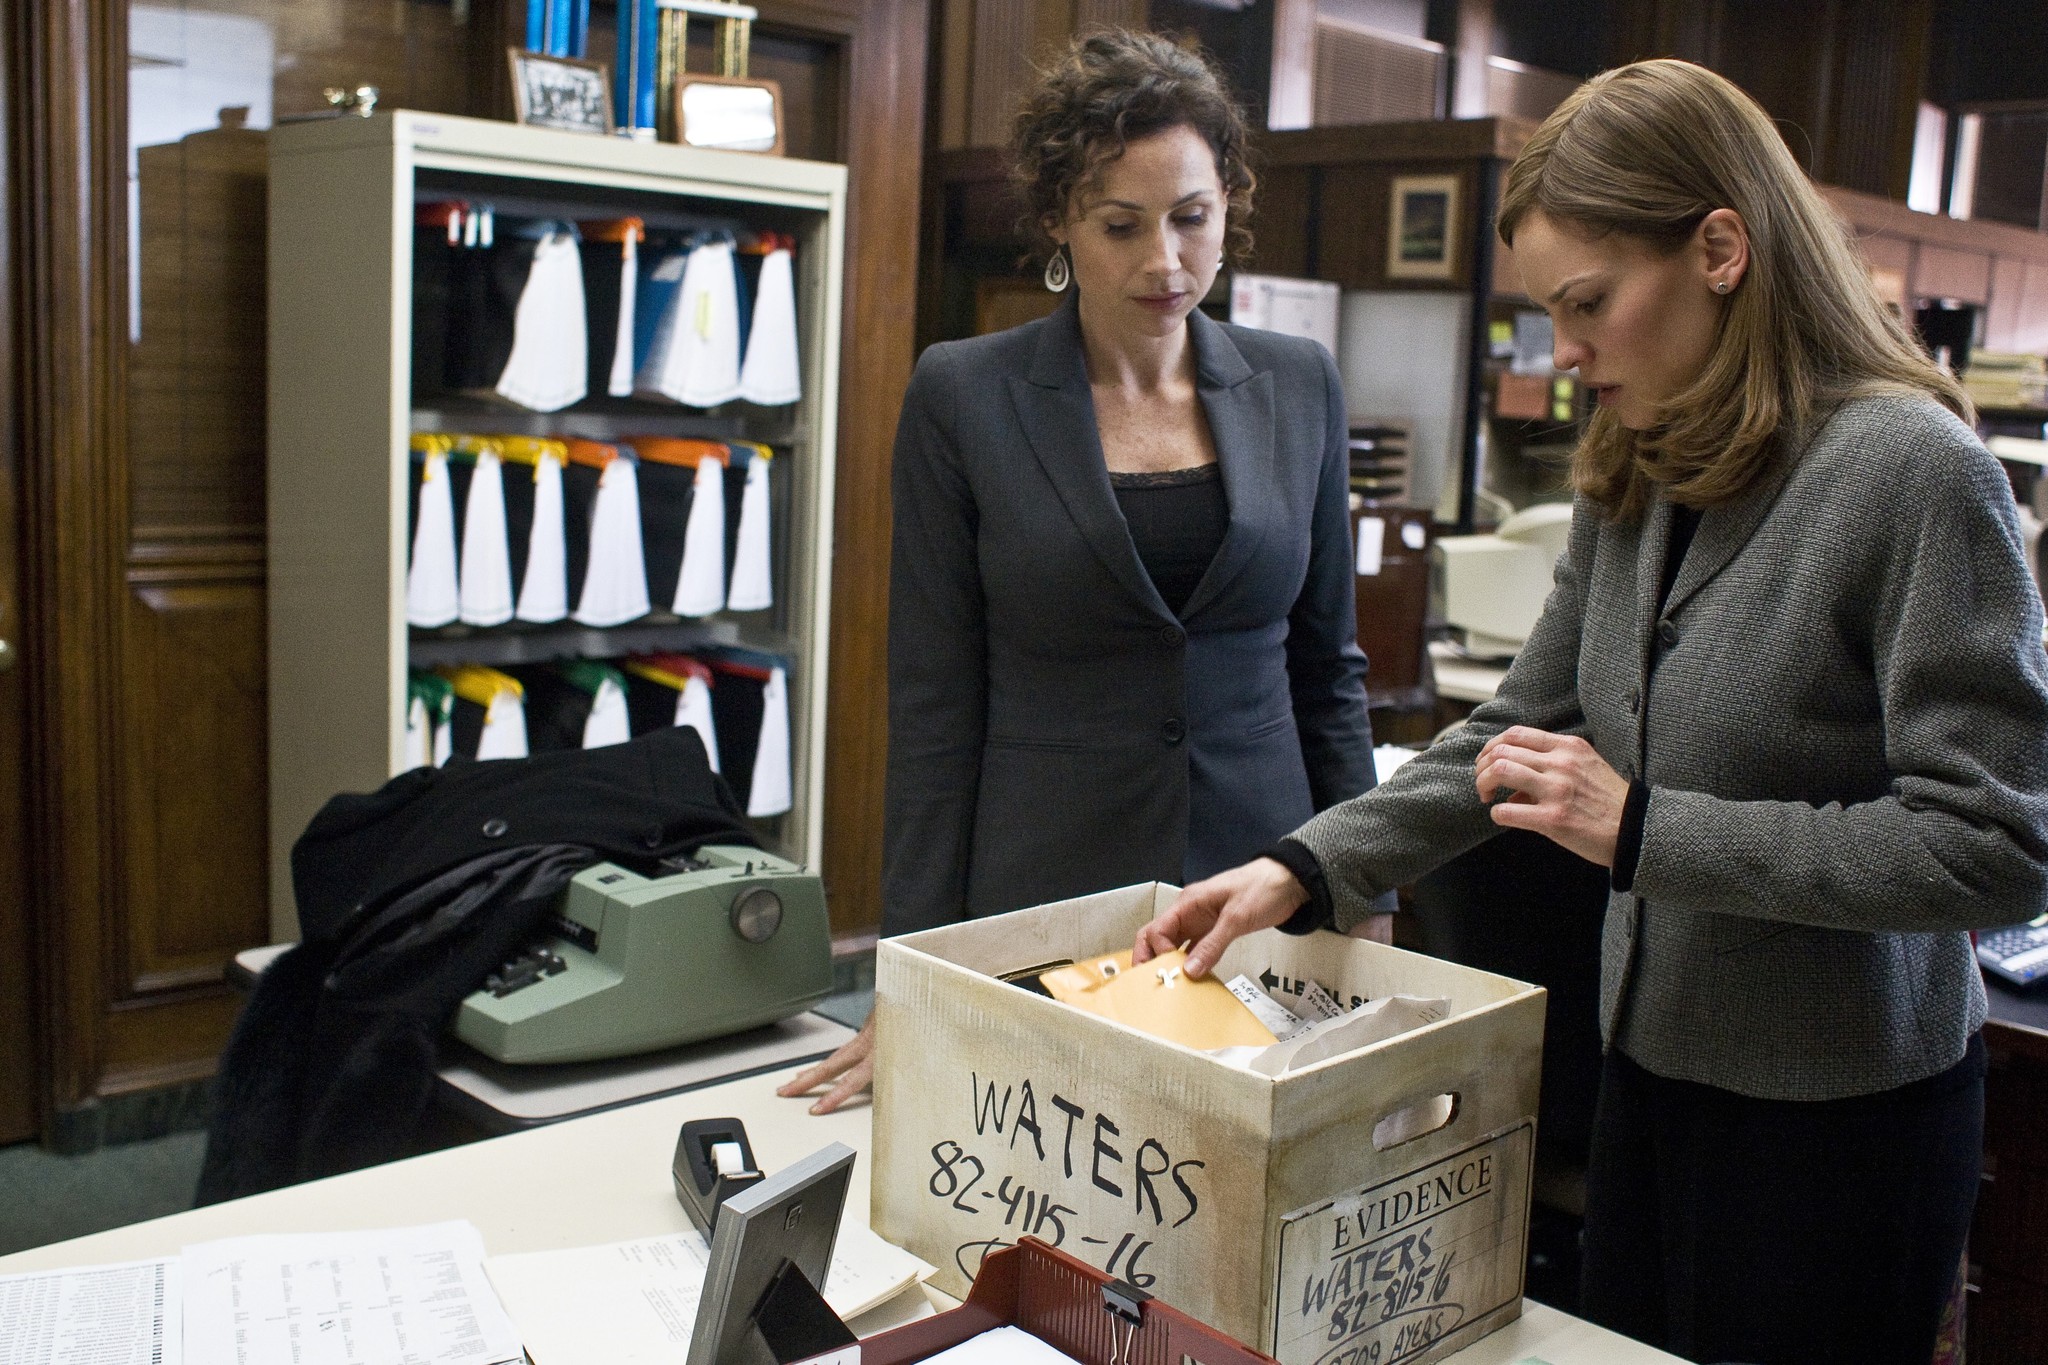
[0,1222,520,1365]
[1,1220,932,1365]
[483,1223,933,1365]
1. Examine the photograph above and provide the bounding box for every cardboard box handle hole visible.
[1371,1093,1458,1150]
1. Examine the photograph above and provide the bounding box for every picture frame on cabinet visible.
[1387,173,1459,281]
[675,73,785,155]
[508,49,614,135]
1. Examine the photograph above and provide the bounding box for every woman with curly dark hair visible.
[782,28,1390,1111]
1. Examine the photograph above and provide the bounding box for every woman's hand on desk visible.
[1134,857,1308,979]
[777,1015,874,1115]
[1474,726,1629,867]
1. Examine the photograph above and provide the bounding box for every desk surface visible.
[0,1066,1681,1364]
[1430,641,1510,705]
[1986,971,2048,1039]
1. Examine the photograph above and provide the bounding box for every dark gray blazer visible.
[1296,391,2048,1101]
[881,296,1377,937]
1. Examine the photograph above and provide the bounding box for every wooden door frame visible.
[4,0,923,1139]
[0,3,40,1146]
[7,0,135,1137]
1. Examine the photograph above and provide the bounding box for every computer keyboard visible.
[1978,916,2048,987]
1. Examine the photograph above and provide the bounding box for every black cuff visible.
[1610,780,1651,893]
[1262,839,1334,934]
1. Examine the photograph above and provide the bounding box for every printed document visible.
[483,1222,932,1364]
[180,1221,520,1365]
[0,1258,181,1365]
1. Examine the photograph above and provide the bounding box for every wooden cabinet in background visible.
[7,0,927,1146]
[1968,1019,2048,1364]
[1352,504,1431,710]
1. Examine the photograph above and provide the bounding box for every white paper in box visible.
[871,883,1547,1365]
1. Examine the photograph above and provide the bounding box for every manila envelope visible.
[1039,948,1278,1051]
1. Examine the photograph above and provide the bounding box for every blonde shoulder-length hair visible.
[1498,58,1970,521]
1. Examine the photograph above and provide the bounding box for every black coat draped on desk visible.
[881,296,1380,936]
[196,726,754,1204]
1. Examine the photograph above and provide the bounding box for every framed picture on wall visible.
[1386,174,1460,281]
[507,49,614,135]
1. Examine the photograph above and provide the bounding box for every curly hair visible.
[1011,29,1256,266]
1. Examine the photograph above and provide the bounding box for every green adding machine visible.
[454,845,833,1065]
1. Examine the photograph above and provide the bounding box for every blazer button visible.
[481,818,509,838]
[1160,624,1186,648]
[1161,718,1187,745]
[1628,688,1642,715]
[1656,619,1679,647]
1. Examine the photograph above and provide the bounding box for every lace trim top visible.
[1110,462,1227,616]
[1108,463,1223,489]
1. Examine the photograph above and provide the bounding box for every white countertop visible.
[0,1065,1680,1364]
[1431,641,1512,704]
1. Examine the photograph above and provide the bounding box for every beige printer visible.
[1432,502,1575,658]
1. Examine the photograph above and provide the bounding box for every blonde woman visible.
[1137,59,2048,1364]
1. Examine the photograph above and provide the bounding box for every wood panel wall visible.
[5,0,927,1138]
[1821,182,2048,355]
[932,0,1147,151]
[1613,0,1932,200]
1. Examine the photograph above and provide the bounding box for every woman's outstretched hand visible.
[777,1013,874,1114]
[1474,725,1629,867]
[1133,856,1308,978]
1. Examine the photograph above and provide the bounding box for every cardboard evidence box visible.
[871,883,1546,1365]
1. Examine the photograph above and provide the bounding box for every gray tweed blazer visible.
[1295,391,2048,1100]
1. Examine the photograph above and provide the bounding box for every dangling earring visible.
[1044,245,1070,293]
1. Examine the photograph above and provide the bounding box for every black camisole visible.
[1109,463,1228,617]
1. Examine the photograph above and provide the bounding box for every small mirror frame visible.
[674,73,785,156]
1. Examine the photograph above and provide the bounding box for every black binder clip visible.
[673,1117,765,1236]
[1102,1279,1151,1365]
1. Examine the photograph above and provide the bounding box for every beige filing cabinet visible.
[266,111,847,940]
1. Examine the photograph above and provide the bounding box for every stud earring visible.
[1714,280,1732,294]
[1044,246,1071,293]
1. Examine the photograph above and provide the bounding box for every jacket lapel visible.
[1008,296,1169,615]
[1632,497,1673,681]
[1178,309,1272,620]
[1661,450,1797,620]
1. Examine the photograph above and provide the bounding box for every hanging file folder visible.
[628,437,729,617]
[724,441,774,612]
[496,224,589,412]
[498,436,571,623]
[705,650,792,818]
[737,235,801,405]
[450,436,515,627]
[407,434,461,628]
[562,439,652,626]
[404,671,456,771]
[440,665,529,761]
[579,218,644,399]
[512,660,632,752]
[624,653,721,770]
[637,237,743,407]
